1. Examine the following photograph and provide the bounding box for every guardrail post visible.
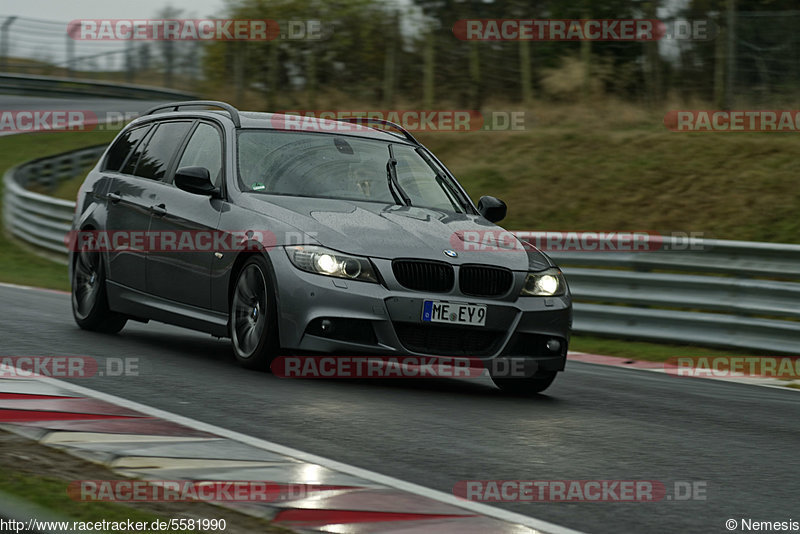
[65,31,75,77]
[0,16,18,72]
[125,40,135,83]
[163,40,174,88]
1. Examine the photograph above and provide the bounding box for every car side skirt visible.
[107,281,228,337]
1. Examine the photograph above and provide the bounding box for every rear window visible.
[103,125,150,172]
[116,121,192,180]
[129,121,193,181]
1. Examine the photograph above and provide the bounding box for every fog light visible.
[320,319,334,336]
[546,339,561,352]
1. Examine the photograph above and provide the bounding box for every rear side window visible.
[176,123,223,186]
[127,121,192,181]
[103,126,150,172]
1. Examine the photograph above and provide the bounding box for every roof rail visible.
[143,100,241,128]
[336,117,420,145]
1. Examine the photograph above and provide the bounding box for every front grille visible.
[393,322,503,356]
[392,260,454,292]
[459,265,514,297]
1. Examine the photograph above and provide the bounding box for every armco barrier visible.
[0,73,196,100]
[549,243,800,354]
[3,145,105,260]
[3,147,800,353]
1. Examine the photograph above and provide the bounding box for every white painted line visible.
[110,457,292,469]
[41,432,219,444]
[23,374,585,534]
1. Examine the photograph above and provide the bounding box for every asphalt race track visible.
[1,284,798,534]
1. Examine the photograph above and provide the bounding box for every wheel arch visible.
[226,245,282,334]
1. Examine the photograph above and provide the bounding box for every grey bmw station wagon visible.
[69,101,571,394]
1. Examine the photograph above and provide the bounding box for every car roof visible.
[131,109,412,145]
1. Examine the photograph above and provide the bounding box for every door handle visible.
[150,204,167,217]
[106,192,121,203]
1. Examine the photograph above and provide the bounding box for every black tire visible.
[71,244,127,334]
[229,256,279,371]
[491,371,558,395]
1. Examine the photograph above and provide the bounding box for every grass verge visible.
[569,334,753,363]
[419,99,800,243]
[0,430,292,533]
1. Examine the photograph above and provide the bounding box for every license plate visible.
[422,300,486,326]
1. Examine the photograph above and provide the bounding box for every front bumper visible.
[272,253,572,371]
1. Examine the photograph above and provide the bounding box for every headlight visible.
[285,245,378,283]
[520,268,566,296]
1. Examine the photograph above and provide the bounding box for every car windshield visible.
[237,130,466,213]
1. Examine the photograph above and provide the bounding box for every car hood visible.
[245,195,552,271]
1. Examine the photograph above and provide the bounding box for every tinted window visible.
[121,127,154,175]
[103,126,149,172]
[176,123,223,186]
[131,121,192,181]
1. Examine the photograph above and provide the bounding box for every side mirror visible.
[477,195,507,223]
[175,166,219,197]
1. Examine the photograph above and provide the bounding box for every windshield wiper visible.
[416,148,466,213]
[386,145,412,206]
